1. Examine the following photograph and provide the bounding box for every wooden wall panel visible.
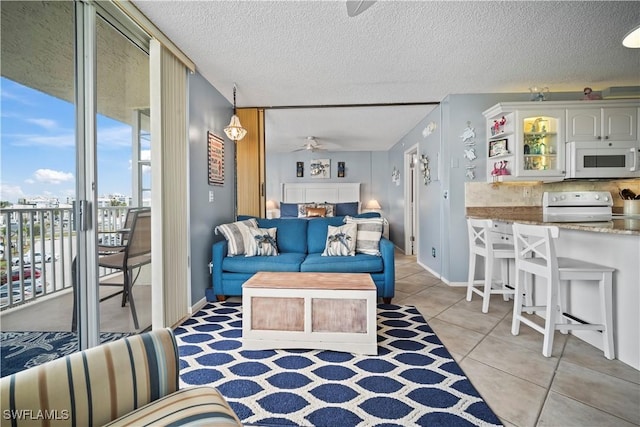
[235,108,265,217]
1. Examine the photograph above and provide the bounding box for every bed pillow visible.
[335,201,359,216]
[344,216,384,256]
[298,203,316,218]
[279,202,299,218]
[214,218,258,256]
[322,223,357,256]
[245,227,278,256]
[315,203,335,217]
[306,207,326,217]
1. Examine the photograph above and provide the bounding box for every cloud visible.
[26,118,58,130]
[0,184,25,201]
[24,179,35,184]
[0,88,35,106]
[33,169,74,184]
[98,125,133,149]
[9,133,75,148]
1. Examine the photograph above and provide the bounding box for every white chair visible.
[466,218,516,313]
[511,223,614,359]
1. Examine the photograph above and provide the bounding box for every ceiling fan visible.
[346,0,376,17]
[292,137,327,153]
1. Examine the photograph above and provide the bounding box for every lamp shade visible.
[224,115,247,141]
[365,199,382,210]
[266,200,278,210]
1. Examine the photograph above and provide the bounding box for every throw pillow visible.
[322,223,357,256]
[245,227,278,257]
[315,203,335,217]
[335,201,359,216]
[306,207,326,217]
[279,202,298,218]
[344,216,384,256]
[298,203,316,218]
[214,218,258,256]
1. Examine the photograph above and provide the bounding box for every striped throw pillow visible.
[214,219,258,256]
[322,223,357,256]
[245,227,279,256]
[344,216,384,256]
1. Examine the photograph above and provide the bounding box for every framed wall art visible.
[296,161,304,177]
[337,161,345,178]
[208,131,225,185]
[310,159,330,179]
[488,138,508,157]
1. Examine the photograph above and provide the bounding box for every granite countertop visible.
[466,207,640,236]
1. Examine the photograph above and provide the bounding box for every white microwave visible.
[566,140,640,179]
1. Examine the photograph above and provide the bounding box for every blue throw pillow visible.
[335,201,359,216]
[280,202,298,218]
[354,212,381,218]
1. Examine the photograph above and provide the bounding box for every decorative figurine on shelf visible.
[529,86,549,101]
[493,120,501,135]
[499,116,506,130]
[582,87,603,100]
[491,160,510,176]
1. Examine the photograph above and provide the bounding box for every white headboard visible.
[281,183,361,204]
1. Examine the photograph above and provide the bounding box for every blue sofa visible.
[207,216,395,303]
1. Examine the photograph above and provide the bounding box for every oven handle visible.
[631,147,638,172]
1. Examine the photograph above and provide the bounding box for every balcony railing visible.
[1,207,130,310]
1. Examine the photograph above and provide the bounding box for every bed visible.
[281,182,361,205]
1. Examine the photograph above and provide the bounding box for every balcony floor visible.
[1,283,151,333]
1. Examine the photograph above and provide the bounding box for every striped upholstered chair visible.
[0,328,241,426]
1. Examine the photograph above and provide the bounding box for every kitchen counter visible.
[466,207,640,235]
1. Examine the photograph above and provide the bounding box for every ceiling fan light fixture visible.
[224,84,247,141]
[622,24,640,48]
[346,0,376,17]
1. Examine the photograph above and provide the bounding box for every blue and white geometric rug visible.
[0,331,132,377]
[175,302,502,427]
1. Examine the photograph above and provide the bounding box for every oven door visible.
[566,141,640,178]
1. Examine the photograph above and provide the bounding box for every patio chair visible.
[71,209,151,331]
[97,207,149,254]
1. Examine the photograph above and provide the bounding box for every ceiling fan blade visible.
[346,0,376,17]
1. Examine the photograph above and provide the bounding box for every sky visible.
[1,77,142,204]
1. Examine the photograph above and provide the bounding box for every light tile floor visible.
[393,252,640,427]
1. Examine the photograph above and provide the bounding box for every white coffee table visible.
[242,272,378,355]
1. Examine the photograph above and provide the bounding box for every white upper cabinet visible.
[567,106,637,142]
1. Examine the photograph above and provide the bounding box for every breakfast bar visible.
[467,206,640,370]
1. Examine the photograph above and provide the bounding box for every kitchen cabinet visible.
[484,103,566,182]
[484,100,640,182]
[567,106,637,142]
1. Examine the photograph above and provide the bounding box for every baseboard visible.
[416,259,467,287]
[190,297,208,314]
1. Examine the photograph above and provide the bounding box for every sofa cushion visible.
[301,253,384,273]
[222,252,306,273]
[345,216,384,256]
[306,206,326,217]
[255,218,308,253]
[105,386,241,426]
[246,227,278,256]
[215,219,258,256]
[307,216,348,253]
[322,223,357,256]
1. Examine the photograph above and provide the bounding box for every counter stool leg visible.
[600,271,615,360]
[511,269,525,336]
[501,259,510,302]
[482,258,493,313]
[466,252,476,302]
[558,279,569,335]
[542,280,558,358]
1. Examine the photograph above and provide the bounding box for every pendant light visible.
[224,84,247,141]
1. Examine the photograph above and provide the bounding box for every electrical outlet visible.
[523,187,532,198]
[208,190,215,203]
[432,247,436,257]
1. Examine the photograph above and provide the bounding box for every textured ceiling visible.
[133,1,640,151]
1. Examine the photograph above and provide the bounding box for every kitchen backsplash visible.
[465,178,640,208]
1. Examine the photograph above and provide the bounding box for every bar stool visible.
[466,218,516,313]
[511,223,615,359]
